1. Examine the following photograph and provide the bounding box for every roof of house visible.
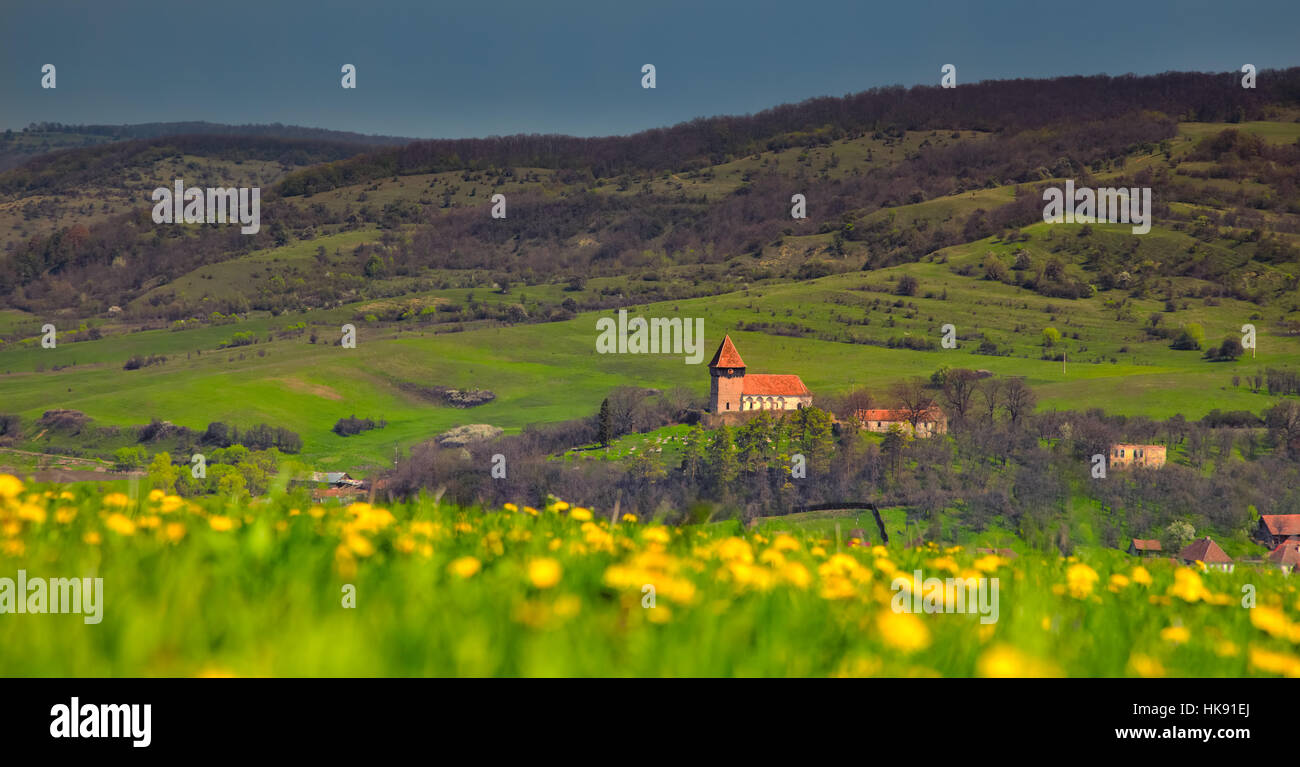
[855,407,945,423]
[1261,514,1300,536]
[1178,537,1233,564]
[307,471,353,483]
[708,335,746,369]
[1268,541,1300,567]
[312,487,366,500]
[1130,539,1162,551]
[741,374,810,397]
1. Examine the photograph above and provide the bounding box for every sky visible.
[1,0,1297,139]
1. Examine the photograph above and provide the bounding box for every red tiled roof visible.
[855,407,944,422]
[741,374,810,397]
[708,335,746,369]
[1268,541,1300,567]
[312,487,366,500]
[1178,537,1233,564]
[1261,515,1300,536]
[1130,539,1162,551]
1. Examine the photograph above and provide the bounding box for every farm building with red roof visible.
[708,336,812,413]
[1127,538,1162,557]
[854,407,948,438]
[1268,541,1300,574]
[1256,514,1300,548]
[1177,537,1235,572]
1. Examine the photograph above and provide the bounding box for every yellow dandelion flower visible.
[164,522,187,543]
[17,503,47,524]
[1215,640,1239,658]
[160,495,185,514]
[55,507,77,524]
[876,610,931,653]
[148,489,165,502]
[448,556,481,578]
[528,558,563,589]
[1161,625,1190,644]
[102,493,131,508]
[1129,653,1165,678]
[105,513,136,536]
[0,474,23,501]
[345,533,375,557]
[1065,563,1098,599]
[83,531,101,545]
[569,507,593,522]
[780,562,812,589]
[1248,646,1300,677]
[208,515,234,532]
[621,513,638,523]
[1169,568,1209,603]
[977,644,1061,678]
[503,503,518,513]
[1249,606,1292,639]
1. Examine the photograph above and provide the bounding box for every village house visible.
[708,335,812,413]
[1108,444,1167,470]
[1177,537,1234,572]
[854,407,948,438]
[1127,538,1163,557]
[1267,540,1300,575]
[295,471,363,488]
[1255,514,1300,548]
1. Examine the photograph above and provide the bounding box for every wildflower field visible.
[2,473,1298,678]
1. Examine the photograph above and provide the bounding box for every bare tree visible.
[1002,377,1036,426]
[891,377,937,431]
[976,376,1004,425]
[941,369,980,426]
[830,387,874,422]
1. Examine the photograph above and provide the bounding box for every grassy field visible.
[1,234,1297,472]
[1,473,1296,677]
[3,115,1300,476]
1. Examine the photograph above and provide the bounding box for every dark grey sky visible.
[2,0,1296,138]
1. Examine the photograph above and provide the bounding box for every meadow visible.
[2,228,1297,473]
[1,472,1297,677]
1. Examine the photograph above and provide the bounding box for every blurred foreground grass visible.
[1,473,1298,677]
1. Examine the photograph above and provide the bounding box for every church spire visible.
[708,335,746,369]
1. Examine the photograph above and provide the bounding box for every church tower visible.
[708,335,746,413]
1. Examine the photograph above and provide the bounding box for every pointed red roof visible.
[708,335,746,368]
[1268,541,1300,568]
[1177,537,1233,564]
